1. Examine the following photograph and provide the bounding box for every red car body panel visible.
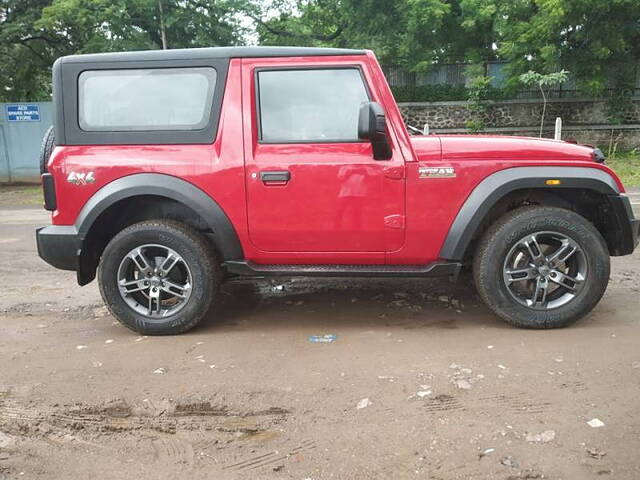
[46,51,626,266]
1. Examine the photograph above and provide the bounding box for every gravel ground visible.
[0,188,639,480]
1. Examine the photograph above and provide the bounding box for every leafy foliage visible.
[465,64,492,132]
[519,70,569,136]
[0,0,248,100]
[0,0,638,108]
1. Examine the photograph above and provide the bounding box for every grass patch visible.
[606,149,640,188]
[0,185,43,207]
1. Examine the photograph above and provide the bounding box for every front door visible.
[241,58,405,256]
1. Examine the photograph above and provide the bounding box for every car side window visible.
[257,68,369,143]
[78,67,217,132]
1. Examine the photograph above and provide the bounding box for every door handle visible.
[260,171,290,184]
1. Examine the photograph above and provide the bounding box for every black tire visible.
[98,220,221,335]
[473,206,610,329]
[39,126,55,174]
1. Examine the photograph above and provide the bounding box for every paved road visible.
[0,200,639,479]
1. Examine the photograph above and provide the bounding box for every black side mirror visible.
[358,101,392,160]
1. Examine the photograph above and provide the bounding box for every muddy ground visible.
[1,186,639,480]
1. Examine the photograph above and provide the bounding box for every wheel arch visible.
[76,173,243,285]
[439,166,624,262]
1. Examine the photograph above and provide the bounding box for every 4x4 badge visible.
[419,166,456,178]
[67,171,95,185]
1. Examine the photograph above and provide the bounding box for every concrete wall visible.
[399,98,640,150]
[0,102,53,183]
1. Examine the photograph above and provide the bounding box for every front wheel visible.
[473,206,610,329]
[98,221,220,335]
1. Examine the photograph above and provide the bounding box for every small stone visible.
[153,367,167,375]
[92,361,103,368]
[356,398,372,409]
[526,430,556,443]
[587,418,605,428]
[76,345,87,350]
[104,339,113,344]
[501,456,519,468]
[92,306,108,317]
[587,447,606,459]
[554,357,564,363]
[0,432,15,448]
[455,379,472,390]
[438,295,449,303]
[416,390,432,398]
[487,345,494,349]
[498,364,507,370]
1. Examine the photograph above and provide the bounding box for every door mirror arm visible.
[358,101,392,160]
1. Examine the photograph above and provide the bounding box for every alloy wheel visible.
[117,244,193,318]
[502,231,587,310]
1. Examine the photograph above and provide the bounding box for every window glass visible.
[78,67,216,131]
[258,68,369,142]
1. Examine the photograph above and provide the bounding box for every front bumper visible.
[36,225,81,271]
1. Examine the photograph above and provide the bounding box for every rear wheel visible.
[473,206,610,328]
[98,220,220,335]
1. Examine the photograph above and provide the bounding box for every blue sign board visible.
[6,104,40,122]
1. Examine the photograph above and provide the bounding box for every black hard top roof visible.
[57,46,367,64]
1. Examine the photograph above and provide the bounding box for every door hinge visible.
[384,214,405,229]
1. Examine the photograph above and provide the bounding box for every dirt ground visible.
[1,186,639,480]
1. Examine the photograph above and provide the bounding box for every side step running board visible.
[222,260,462,280]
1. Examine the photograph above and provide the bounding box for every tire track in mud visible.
[222,439,317,471]
[420,391,553,416]
[0,398,317,474]
[0,398,290,436]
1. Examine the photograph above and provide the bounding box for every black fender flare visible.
[76,173,243,260]
[439,166,620,261]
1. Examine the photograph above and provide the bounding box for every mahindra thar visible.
[36,47,639,335]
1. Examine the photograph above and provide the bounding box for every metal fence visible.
[0,102,53,183]
[382,62,640,98]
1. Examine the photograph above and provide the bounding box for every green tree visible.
[0,0,250,100]
[37,0,247,53]
[253,0,453,69]
[497,0,640,97]
[0,0,60,101]
[519,70,569,137]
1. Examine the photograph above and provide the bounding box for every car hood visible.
[410,135,596,162]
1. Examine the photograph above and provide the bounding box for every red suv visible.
[36,47,639,335]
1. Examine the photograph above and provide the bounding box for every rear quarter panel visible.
[48,59,249,246]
